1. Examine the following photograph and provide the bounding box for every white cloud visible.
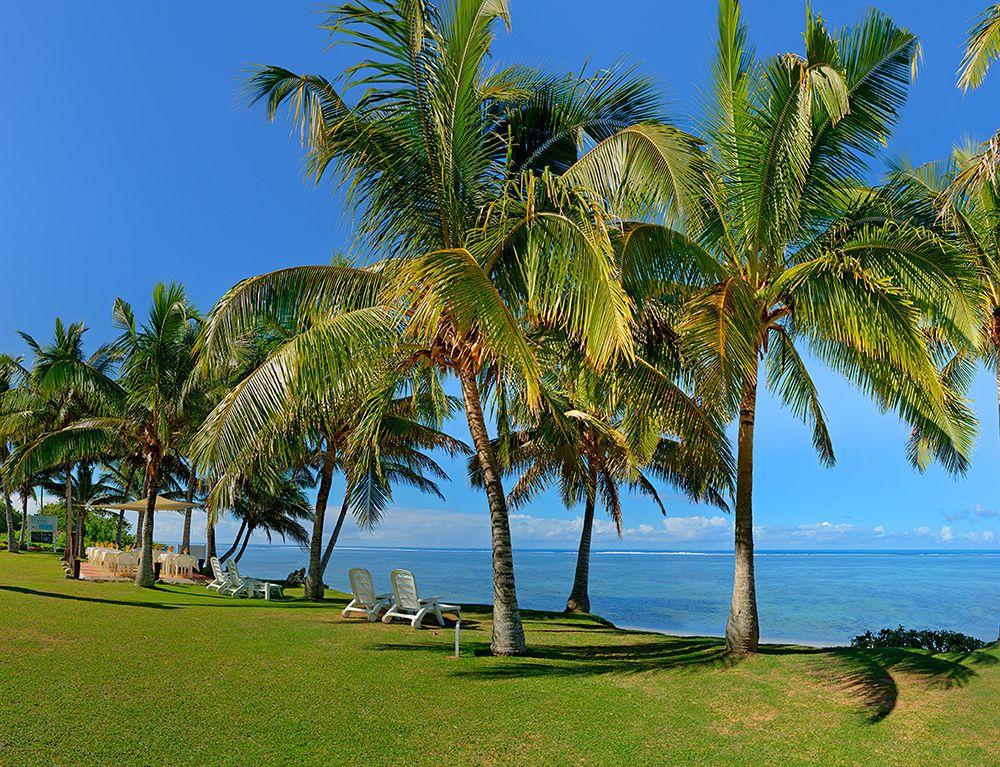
[46,501,997,552]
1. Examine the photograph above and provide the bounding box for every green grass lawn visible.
[2,551,997,766]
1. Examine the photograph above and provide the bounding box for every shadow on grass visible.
[762,644,997,723]
[0,585,179,610]
[373,635,737,678]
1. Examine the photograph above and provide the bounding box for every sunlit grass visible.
[2,551,996,766]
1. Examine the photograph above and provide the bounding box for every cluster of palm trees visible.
[1,0,996,658]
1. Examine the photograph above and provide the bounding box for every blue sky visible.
[1,0,997,551]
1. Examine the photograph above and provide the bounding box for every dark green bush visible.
[852,625,987,653]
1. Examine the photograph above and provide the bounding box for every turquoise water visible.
[232,546,1000,645]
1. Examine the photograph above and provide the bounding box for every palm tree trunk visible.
[76,511,86,557]
[565,482,596,613]
[218,520,248,563]
[64,465,75,575]
[320,491,351,574]
[115,511,125,548]
[4,494,17,553]
[18,492,29,550]
[206,513,217,561]
[306,443,337,601]
[181,464,196,553]
[135,460,160,589]
[233,525,254,563]
[725,375,760,654]
[458,363,525,655]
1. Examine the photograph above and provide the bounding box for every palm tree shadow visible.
[763,644,996,723]
[453,635,738,679]
[0,585,179,610]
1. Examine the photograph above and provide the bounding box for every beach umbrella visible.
[97,495,199,512]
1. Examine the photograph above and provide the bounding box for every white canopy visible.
[97,495,199,512]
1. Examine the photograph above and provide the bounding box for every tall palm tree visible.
[9,285,206,588]
[889,151,999,472]
[0,321,113,573]
[201,0,701,654]
[618,1,979,653]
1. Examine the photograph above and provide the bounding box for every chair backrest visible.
[210,557,226,581]
[227,560,243,583]
[348,568,378,608]
[390,569,420,612]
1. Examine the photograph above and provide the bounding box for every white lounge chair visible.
[206,557,230,592]
[382,569,461,629]
[342,568,391,621]
[222,560,252,598]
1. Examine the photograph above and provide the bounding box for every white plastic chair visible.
[206,557,230,592]
[113,550,138,576]
[382,569,461,629]
[342,568,391,621]
[161,552,178,578]
[174,554,196,579]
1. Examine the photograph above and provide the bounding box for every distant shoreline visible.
[192,544,1000,555]
[615,625,841,648]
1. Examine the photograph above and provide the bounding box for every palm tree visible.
[212,470,312,563]
[9,285,206,588]
[42,462,129,552]
[0,321,113,573]
[195,356,467,599]
[475,387,731,613]
[958,3,1000,92]
[201,0,701,654]
[0,355,21,553]
[889,151,999,474]
[618,1,980,653]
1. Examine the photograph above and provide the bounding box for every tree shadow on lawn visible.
[0,585,179,610]
[378,624,996,724]
[761,644,997,723]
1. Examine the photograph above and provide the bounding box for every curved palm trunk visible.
[320,491,351,574]
[206,515,217,561]
[181,465,196,553]
[459,364,525,655]
[76,511,86,557]
[218,520,248,563]
[64,466,76,575]
[233,525,254,563]
[565,484,597,613]
[4,495,17,553]
[18,492,29,550]
[725,376,760,654]
[135,461,160,589]
[306,443,337,601]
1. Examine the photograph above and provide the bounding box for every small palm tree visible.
[202,0,701,654]
[42,462,129,553]
[9,285,206,587]
[0,321,113,572]
[196,360,467,598]
[0,355,21,553]
[620,1,979,653]
[217,471,312,564]
[476,392,731,613]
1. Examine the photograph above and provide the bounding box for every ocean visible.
[230,546,1000,645]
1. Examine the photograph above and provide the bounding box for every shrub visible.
[851,625,987,653]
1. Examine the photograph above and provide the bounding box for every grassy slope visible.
[1,552,996,767]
